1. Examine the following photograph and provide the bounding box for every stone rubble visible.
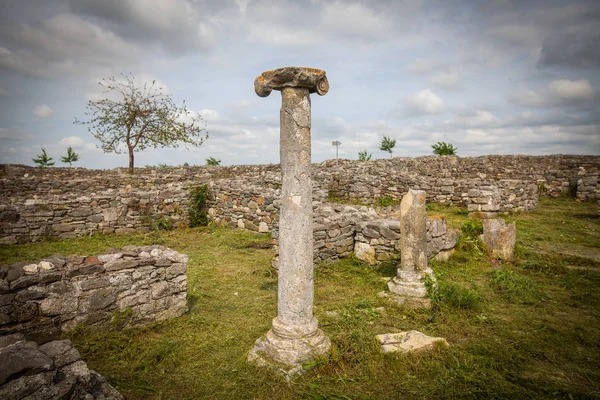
[0,333,123,400]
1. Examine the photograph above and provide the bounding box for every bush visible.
[189,184,210,227]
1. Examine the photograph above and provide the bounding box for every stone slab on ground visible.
[376,330,448,354]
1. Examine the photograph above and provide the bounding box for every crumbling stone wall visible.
[271,203,457,266]
[1,154,598,243]
[0,334,123,400]
[354,216,458,264]
[0,246,187,342]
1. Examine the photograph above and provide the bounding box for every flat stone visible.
[0,341,54,385]
[104,259,139,272]
[39,295,79,316]
[376,330,448,354]
[89,289,117,310]
[39,339,81,368]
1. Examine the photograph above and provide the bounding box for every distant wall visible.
[1,154,598,244]
[0,246,187,343]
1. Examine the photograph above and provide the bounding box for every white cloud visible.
[511,79,596,107]
[454,111,499,128]
[406,89,445,115]
[33,104,54,118]
[548,79,596,101]
[59,136,85,148]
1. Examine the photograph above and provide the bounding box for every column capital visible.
[254,67,329,97]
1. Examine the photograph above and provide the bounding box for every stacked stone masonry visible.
[0,334,123,400]
[1,154,598,243]
[0,246,187,343]
[271,203,458,266]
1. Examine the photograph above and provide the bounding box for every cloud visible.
[510,79,596,107]
[33,104,54,118]
[452,110,499,128]
[405,58,441,75]
[68,0,216,55]
[0,13,140,78]
[429,71,462,90]
[401,89,446,116]
[549,79,596,101]
[59,136,85,148]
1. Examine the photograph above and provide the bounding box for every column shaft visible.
[277,87,314,327]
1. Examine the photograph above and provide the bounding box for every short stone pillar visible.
[482,219,516,260]
[386,189,434,307]
[248,67,331,375]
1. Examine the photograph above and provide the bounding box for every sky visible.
[0,0,599,169]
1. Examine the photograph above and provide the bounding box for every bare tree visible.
[75,74,207,173]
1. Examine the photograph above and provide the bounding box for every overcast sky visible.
[1,0,599,169]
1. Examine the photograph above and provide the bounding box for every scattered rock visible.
[376,330,448,354]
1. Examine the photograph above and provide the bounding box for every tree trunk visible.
[128,148,134,174]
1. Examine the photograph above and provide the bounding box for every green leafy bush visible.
[432,141,457,155]
[189,184,210,227]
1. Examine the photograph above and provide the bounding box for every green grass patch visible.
[1,199,599,399]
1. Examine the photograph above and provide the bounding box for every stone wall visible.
[0,246,187,343]
[0,334,123,400]
[1,154,598,243]
[271,203,457,266]
[354,216,458,264]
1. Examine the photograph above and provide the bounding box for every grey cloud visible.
[68,0,218,55]
[538,30,600,68]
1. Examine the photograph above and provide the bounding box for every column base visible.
[248,317,331,377]
[382,268,436,309]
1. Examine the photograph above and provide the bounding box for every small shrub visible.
[358,150,372,161]
[376,196,400,207]
[189,184,210,227]
[461,219,483,238]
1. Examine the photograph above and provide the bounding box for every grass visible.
[1,198,599,399]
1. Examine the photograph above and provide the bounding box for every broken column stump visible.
[482,219,517,260]
[381,189,436,308]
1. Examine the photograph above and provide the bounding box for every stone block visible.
[376,330,448,354]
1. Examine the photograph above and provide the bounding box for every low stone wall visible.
[0,246,187,342]
[0,334,123,400]
[1,155,598,244]
[354,217,458,264]
[271,202,457,266]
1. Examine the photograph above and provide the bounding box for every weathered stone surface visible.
[376,330,448,354]
[39,296,78,316]
[482,219,517,259]
[1,246,187,337]
[249,67,331,375]
[355,242,376,265]
[385,189,434,307]
[90,289,117,310]
[0,337,123,400]
[39,339,80,368]
[0,341,54,385]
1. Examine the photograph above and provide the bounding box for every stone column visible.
[387,189,434,305]
[248,67,331,375]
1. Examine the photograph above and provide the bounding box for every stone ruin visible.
[0,246,189,398]
[1,246,188,341]
[247,67,331,376]
[0,334,123,400]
